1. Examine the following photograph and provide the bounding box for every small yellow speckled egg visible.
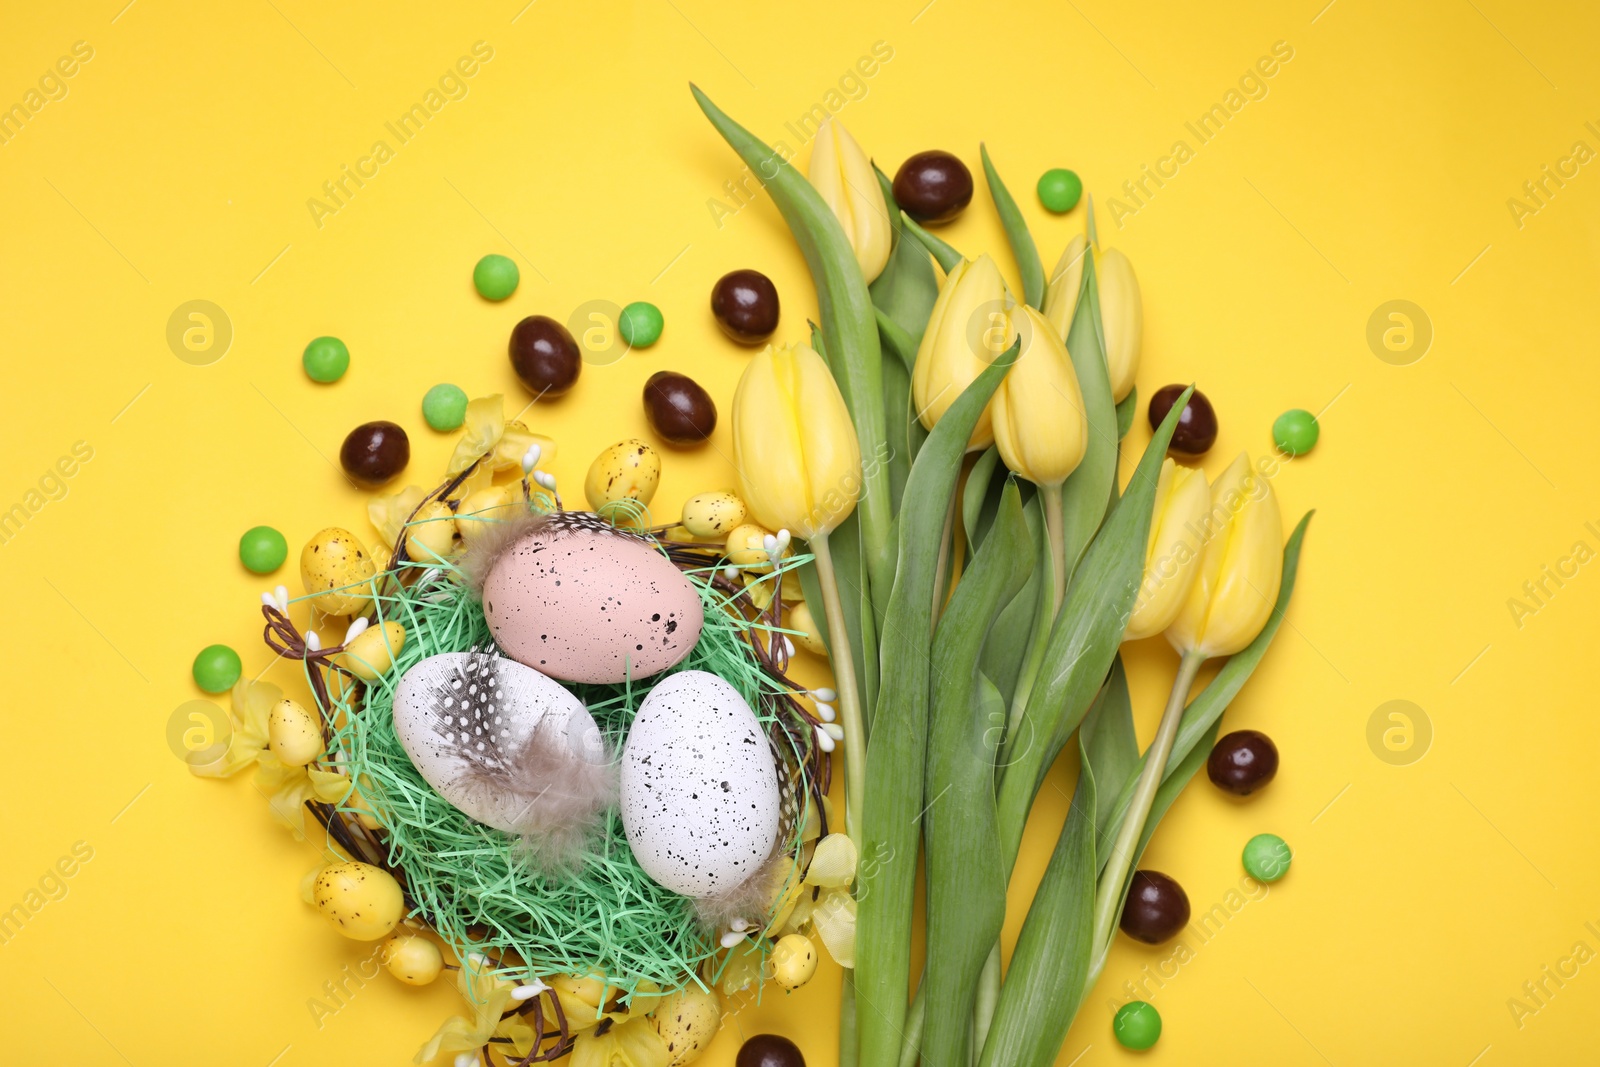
[300,528,377,615]
[380,933,443,985]
[770,933,818,990]
[585,439,661,522]
[312,861,403,940]
[680,490,747,539]
[267,698,322,767]
[788,601,827,657]
[338,621,405,681]
[653,984,722,1066]
[724,523,783,570]
[404,500,456,563]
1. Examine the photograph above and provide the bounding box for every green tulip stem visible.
[897,982,926,1067]
[811,530,867,849]
[1088,650,1206,959]
[1041,482,1067,612]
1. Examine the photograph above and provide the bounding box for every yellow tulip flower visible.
[990,305,1087,487]
[731,342,862,540]
[809,117,891,284]
[912,255,1011,450]
[1124,458,1211,641]
[1042,233,1088,340]
[1098,247,1142,402]
[1041,238,1141,403]
[1167,454,1283,658]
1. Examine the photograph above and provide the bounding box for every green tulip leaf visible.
[901,211,965,274]
[978,740,1096,1067]
[980,143,1045,310]
[1116,386,1139,440]
[994,386,1195,873]
[693,85,895,627]
[980,495,1046,711]
[1056,257,1118,588]
[923,480,1032,1063]
[856,341,1018,1067]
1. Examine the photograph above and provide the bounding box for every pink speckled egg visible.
[481,512,703,684]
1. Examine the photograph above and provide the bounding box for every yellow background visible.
[2,0,1597,1064]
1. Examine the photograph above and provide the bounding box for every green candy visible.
[619,301,664,348]
[1273,408,1320,456]
[1243,832,1293,882]
[1113,1000,1161,1050]
[473,254,519,301]
[1036,168,1083,213]
[302,337,349,383]
[422,383,469,431]
[238,525,288,574]
[192,644,242,694]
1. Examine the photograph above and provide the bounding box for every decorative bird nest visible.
[257,467,827,1060]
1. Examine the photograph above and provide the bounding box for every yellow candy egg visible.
[346,776,382,830]
[267,698,322,767]
[404,500,456,563]
[312,861,403,940]
[653,984,722,1066]
[584,439,661,524]
[456,485,519,547]
[680,490,747,539]
[770,933,818,990]
[381,933,443,985]
[724,523,781,570]
[300,528,377,615]
[338,621,405,681]
[788,601,827,657]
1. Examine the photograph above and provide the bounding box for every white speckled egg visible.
[620,671,781,899]
[481,512,704,685]
[392,651,609,834]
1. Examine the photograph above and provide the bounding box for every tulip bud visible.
[990,306,1087,487]
[1124,458,1211,641]
[1042,237,1141,403]
[1166,454,1283,658]
[1098,247,1142,402]
[731,342,863,539]
[912,255,1010,451]
[1042,233,1088,340]
[809,118,891,284]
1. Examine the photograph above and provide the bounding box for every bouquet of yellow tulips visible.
[693,87,1312,1067]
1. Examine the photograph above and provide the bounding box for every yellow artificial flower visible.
[446,394,556,494]
[571,1017,671,1067]
[1124,458,1211,642]
[189,679,349,833]
[989,305,1088,487]
[731,342,863,539]
[809,117,891,284]
[1167,454,1284,658]
[912,255,1010,450]
[414,955,518,1064]
[368,485,428,549]
[768,832,858,967]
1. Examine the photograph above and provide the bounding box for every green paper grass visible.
[321,550,811,997]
